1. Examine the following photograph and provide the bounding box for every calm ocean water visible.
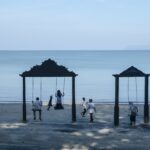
[0,50,150,104]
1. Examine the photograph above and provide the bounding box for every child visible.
[47,95,53,111]
[128,102,138,127]
[81,97,87,117]
[87,99,96,122]
[32,97,43,120]
[54,90,64,109]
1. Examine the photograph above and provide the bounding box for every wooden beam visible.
[114,76,119,126]
[72,76,76,122]
[22,77,27,122]
[144,76,149,123]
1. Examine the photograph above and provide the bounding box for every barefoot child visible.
[47,95,53,111]
[128,102,138,127]
[81,97,87,117]
[87,99,96,122]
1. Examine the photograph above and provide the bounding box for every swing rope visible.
[40,77,42,101]
[62,77,66,104]
[55,77,58,104]
[63,77,65,94]
[55,77,58,93]
[127,77,130,103]
[32,77,34,101]
[135,77,138,104]
[127,77,138,104]
[55,77,66,105]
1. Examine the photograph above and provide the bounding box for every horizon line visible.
[0,49,150,51]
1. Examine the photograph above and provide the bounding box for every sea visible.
[0,50,150,104]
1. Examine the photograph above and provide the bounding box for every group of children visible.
[32,90,138,126]
[81,99,139,126]
[32,90,64,120]
[81,97,96,122]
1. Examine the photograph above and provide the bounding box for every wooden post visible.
[22,76,27,122]
[144,76,149,123]
[72,76,76,122]
[114,76,119,126]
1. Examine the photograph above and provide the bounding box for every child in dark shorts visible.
[129,102,138,127]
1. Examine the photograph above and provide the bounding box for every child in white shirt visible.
[81,97,87,117]
[32,97,42,120]
[87,99,96,122]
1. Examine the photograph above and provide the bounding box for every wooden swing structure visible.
[113,66,149,126]
[20,59,77,122]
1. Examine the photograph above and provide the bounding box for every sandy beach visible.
[0,103,150,150]
[0,0,150,149]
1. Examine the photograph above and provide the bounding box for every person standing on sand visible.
[32,97,43,120]
[128,102,138,127]
[47,95,53,111]
[87,99,96,122]
[81,97,87,117]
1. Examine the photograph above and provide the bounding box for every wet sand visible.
[0,103,150,150]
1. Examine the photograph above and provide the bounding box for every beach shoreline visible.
[0,103,150,149]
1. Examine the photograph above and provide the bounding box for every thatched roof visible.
[113,66,148,77]
[20,59,77,77]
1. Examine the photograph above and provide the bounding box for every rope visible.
[127,77,138,104]
[40,77,42,101]
[32,78,34,101]
[54,77,66,105]
[55,77,58,93]
[63,77,65,94]
[135,77,138,104]
[55,77,58,104]
[127,77,130,102]
[62,77,66,104]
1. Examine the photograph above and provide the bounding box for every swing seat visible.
[54,103,64,110]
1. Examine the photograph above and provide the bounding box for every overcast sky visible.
[0,0,150,50]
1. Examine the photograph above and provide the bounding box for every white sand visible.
[0,103,150,150]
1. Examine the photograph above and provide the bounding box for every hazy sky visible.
[0,0,150,50]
